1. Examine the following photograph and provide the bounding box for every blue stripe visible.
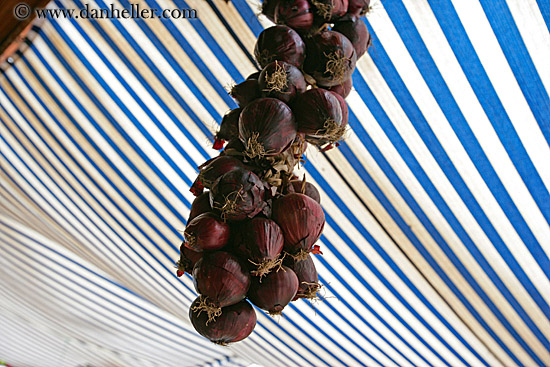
[425,0,550,279]
[0,101,196,301]
[536,0,550,32]
[376,0,549,351]
[479,0,550,141]
[230,0,265,37]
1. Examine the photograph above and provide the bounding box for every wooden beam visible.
[0,0,51,56]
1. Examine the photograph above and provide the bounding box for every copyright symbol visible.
[14,3,31,20]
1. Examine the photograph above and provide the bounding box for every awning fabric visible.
[0,0,549,366]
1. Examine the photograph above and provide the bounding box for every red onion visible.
[285,254,321,300]
[210,168,266,221]
[261,0,280,22]
[188,192,212,223]
[247,71,261,80]
[330,90,349,126]
[310,0,348,21]
[190,298,256,345]
[286,179,321,203]
[272,193,325,258]
[333,16,370,58]
[239,98,297,159]
[214,108,242,150]
[184,213,230,252]
[239,217,284,278]
[304,30,357,87]
[259,61,306,104]
[347,0,370,16]
[192,251,251,321]
[255,26,306,69]
[326,76,353,98]
[293,88,346,145]
[274,0,314,30]
[190,156,245,196]
[248,266,299,315]
[221,138,246,158]
[176,241,202,277]
[230,79,260,107]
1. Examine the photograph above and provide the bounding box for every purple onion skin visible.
[293,88,343,135]
[184,213,230,252]
[230,79,260,108]
[275,0,314,30]
[192,156,245,195]
[304,30,357,87]
[210,168,266,222]
[311,0,348,22]
[326,77,353,98]
[247,71,261,80]
[248,266,299,314]
[240,217,284,264]
[347,0,370,16]
[255,26,306,69]
[188,192,212,223]
[332,16,370,58]
[285,254,319,299]
[193,251,251,307]
[216,108,242,142]
[272,193,325,254]
[286,180,321,204]
[190,298,257,344]
[261,0,280,22]
[329,90,349,127]
[239,98,297,158]
[259,61,306,104]
[221,138,246,156]
[177,242,202,275]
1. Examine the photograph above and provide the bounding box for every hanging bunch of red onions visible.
[192,251,251,322]
[174,0,375,343]
[210,168,266,221]
[255,25,306,68]
[285,254,321,300]
[247,266,299,315]
[184,213,230,252]
[239,98,297,159]
[310,0,348,22]
[189,298,257,345]
[333,15,371,58]
[190,155,245,196]
[347,0,370,16]
[293,88,346,146]
[304,30,357,87]
[274,0,314,31]
[272,193,325,259]
[237,217,284,278]
[213,108,241,150]
[259,61,306,104]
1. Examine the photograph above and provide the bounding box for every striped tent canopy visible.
[1,0,549,366]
